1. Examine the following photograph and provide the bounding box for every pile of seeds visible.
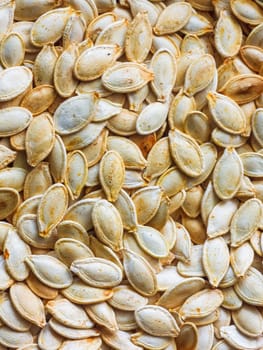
[0,0,263,349]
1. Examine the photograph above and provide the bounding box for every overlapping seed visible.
[0,1,263,348]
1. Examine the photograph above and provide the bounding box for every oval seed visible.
[38,323,63,350]
[65,150,88,200]
[92,199,123,251]
[0,292,31,332]
[214,10,242,58]
[234,267,263,306]
[184,54,215,97]
[157,277,206,310]
[21,85,57,116]
[37,183,68,237]
[240,151,263,177]
[136,102,169,135]
[74,45,121,81]
[3,228,31,282]
[125,12,152,63]
[23,163,52,199]
[54,94,97,135]
[179,289,224,320]
[150,48,177,102]
[203,237,230,287]
[220,325,263,349]
[25,112,55,167]
[135,305,180,337]
[213,148,243,200]
[25,254,72,289]
[230,198,262,247]
[114,189,138,231]
[0,66,32,102]
[10,282,46,328]
[207,199,239,238]
[45,298,94,329]
[0,32,25,68]
[99,150,125,202]
[102,62,154,93]
[207,92,246,135]
[0,107,32,137]
[123,249,157,297]
[30,7,72,47]
[71,257,123,288]
[54,238,93,267]
[154,2,192,35]
[169,129,204,178]
[0,188,20,220]
[134,225,169,259]
[0,326,33,349]
[17,214,57,249]
[54,43,79,98]
[61,278,113,304]
[49,318,99,340]
[109,285,148,311]
[132,186,162,225]
[59,338,102,350]
[232,304,263,338]
[230,242,254,278]
[107,136,147,170]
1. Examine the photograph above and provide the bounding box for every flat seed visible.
[54,94,97,135]
[154,2,192,35]
[17,214,57,249]
[207,199,239,238]
[49,318,99,340]
[71,257,123,288]
[74,45,121,81]
[184,54,215,97]
[150,49,177,102]
[61,278,113,304]
[85,302,118,331]
[131,332,171,350]
[10,282,46,328]
[207,92,246,135]
[234,267,263,306]
[230,242,254,277]
[107,136,147,170]
[25,254,73,289]
[232,304,263,338]
[214,10,242,58]
[23,163,52,199]
[0,107,32,137]
[37,183,68,237]
[213,148,243,200]
[240,151,263,177]
[25,112,55,167]
[134,225,169,258]
[0,66,32,102]
[169,129,204,178]
[114,189,138,231]
[102,62,154,93]
[26,273,58,300]
[176,322,198,350]
[230,198,262,247]
[99,150,125,202]
[203,237,230,287]
[21,85,57,116]
[125,12,152,64]
[0,326,33,349]
[92,199,123,251]
[58,338,102,350]
[179,289,224,320]
[136,102,169,135]
[30,7,72,47]
[135,305,180,337]
[123,249,157,297]
[38,323,63,350]
[54,238,93,267]
[45,298,94,329]
[0,188,19,220]
[220,325,263,349]
[3,228,31,281]
[0,292,31,332]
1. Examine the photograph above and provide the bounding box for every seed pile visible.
[0,0,263,349]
